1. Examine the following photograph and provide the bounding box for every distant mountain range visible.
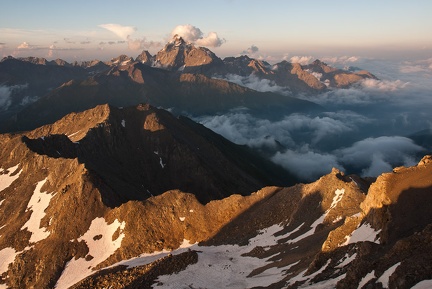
[0,35,376,133]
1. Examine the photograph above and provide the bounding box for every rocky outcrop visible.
[135,50,153,66]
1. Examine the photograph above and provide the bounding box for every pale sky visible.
[1,0,431,62]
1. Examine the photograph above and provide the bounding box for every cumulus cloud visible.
[197,109,371,152]
[321,56,360,64]
[17,42,32,49]
[302,78,410,106]
[400,58,432,74]
[214,74,291,96]
[99,23,137,40]
[271,146,341,181]
[336,136,424,177]
[127,36,162,50]
[241,45,259,55]
[290,56,313,65]
[197,109,295,149]
[360,78,409,92]
[171,24,225,47]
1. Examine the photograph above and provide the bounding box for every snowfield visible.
[0,164,22,192]
[344,222,381,245]
[21,178,55,243]
[54,217,126,289]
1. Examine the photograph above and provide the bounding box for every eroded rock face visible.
[0,103,293,288]
[2,153,432,288]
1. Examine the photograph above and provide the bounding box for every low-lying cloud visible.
[197,58,432,181]
[271,146,340,181]
[336,136,424,177]
[0,85,12,110]
[214,74,291,96]
[171,24,225,47]
[0,84,29,111]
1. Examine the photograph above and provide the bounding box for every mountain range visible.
[0,35,376,133]
[1,36,431,289]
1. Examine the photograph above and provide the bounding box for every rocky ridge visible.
[0,36,377,134]
[0,101,431,288]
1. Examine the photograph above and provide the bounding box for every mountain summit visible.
[154,35,223,73]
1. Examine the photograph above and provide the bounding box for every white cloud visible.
[0,85,12,110]
[336,136,424,177]
[360,79,409,92]
[321,56,360,64]
[99,23,137,40]
[290,56,313,65]
[17,42,31,49]
[241,45,259,55]
[399,58,432,74]
[214,74,291,96]
[271,146,341,181]
[127,36,162,51]
[171,24,225,47]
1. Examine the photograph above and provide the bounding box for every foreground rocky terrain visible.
[0,104,431,289]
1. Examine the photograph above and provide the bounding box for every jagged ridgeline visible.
[0,35,376,133]
[1,105,431,289]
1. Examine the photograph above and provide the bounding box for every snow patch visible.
[189,209,194,213]
[376,262,400,288]
[121,119,126,127]
[288,215,325,244]
[153,151,166,168]
[0,247,19,274]
[67,131,81,138]
[153,224,304,289]
[287,189,345,244]
[159,157,165,168]
[336,253,357,268]
[0,199,4,206]
[21,178,55,243]
[412,280,432,289]
[0,164,22,192]
[179,217,185,222]
[344,222,381,245]
[286,259,331,287]
[110,239,195,269]
[298,273,346,289]
[358,270,375,289]
[55,217,126,289]
[330,189,345,210]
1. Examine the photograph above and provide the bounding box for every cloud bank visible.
[336,136,424,177]
[99,24,137,40]
[171,24,225,47]
[214,74,291,96]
